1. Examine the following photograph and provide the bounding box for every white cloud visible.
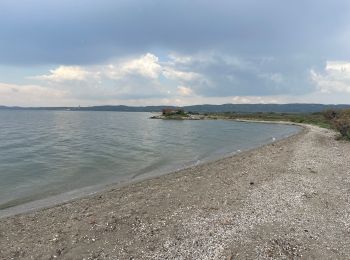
[29,53,205,100]
[105,53,162,79]
[177,86,194,96]
[231,96,280,104]
[17,52,350,107]
[120,93,350,106]
[144,95,286,106]
[32,66,89,82]
[105,53,202,83]
[31,53,163,84]
[0,82,68,106]
[326,61,350,72]
[311,61,350,93]
[168,53,193,64]
[2,78,349,106]
[162,67,201,81]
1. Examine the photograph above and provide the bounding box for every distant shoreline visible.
[1,103,350,113]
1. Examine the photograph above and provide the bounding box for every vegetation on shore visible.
[150,108,203,120]
[151,107,350,140]
[162,108,189,118]
[202,109,350,140]
[203,111,331,128]
[323,109,350,140]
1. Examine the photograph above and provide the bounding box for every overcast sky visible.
[1,0,350,106]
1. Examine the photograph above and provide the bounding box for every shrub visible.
[330,109,350,140]
[162,108,174,115]
[175,109,186,115]
[333,118,350,139]
[341,109,350,118]
[323,109,340,120]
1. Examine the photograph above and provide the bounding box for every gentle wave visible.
[0,111,301,211]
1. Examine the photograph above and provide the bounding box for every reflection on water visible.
[0,111,300,209]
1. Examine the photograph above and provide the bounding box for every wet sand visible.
[1,124,350,259]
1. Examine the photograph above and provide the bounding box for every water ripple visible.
[0,111,300,209]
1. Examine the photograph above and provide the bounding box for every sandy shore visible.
[1,124,350,259]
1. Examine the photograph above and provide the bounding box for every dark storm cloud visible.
[1,0,349,65]
[166,52,318,97]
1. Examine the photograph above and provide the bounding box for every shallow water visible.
[0,110,300,210]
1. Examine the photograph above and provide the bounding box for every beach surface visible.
[1,124,350,259]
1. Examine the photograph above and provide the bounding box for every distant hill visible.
[1,104,350,113]
[183,104,350,113]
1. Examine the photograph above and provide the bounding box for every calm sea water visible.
[0,110,300,211]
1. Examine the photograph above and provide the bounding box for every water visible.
[0,110,300,211]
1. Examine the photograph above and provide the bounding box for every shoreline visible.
[2,123,350,259]
[0,120,301,219]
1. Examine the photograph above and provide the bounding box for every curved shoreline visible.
[0,120,301,219]
[2,123,350,259]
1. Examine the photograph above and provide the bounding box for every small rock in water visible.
[250,181,255,185]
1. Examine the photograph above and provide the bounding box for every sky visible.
[1,0,350,106]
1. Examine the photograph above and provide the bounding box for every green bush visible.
[175,109,186,115]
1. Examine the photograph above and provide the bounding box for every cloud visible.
[177,86,194,96]
[1,1,350,105]
[103,53,201,82]
[1,0,349,65]
[326,61,350,72]
[105,53,161,79]
[25,51,318,104]
[162,67,201,82]
[163,52,310,97]
[168,53,193,64]
[311,61,350,93]
[32,66,89,82]
[0,82,68,106]
[2,79,350,107]
[258,73,284,84]
[231,96,280,104]
[4,53,350,107]
[28,53,205,99]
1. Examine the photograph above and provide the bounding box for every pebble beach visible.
[1,124,350,259]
